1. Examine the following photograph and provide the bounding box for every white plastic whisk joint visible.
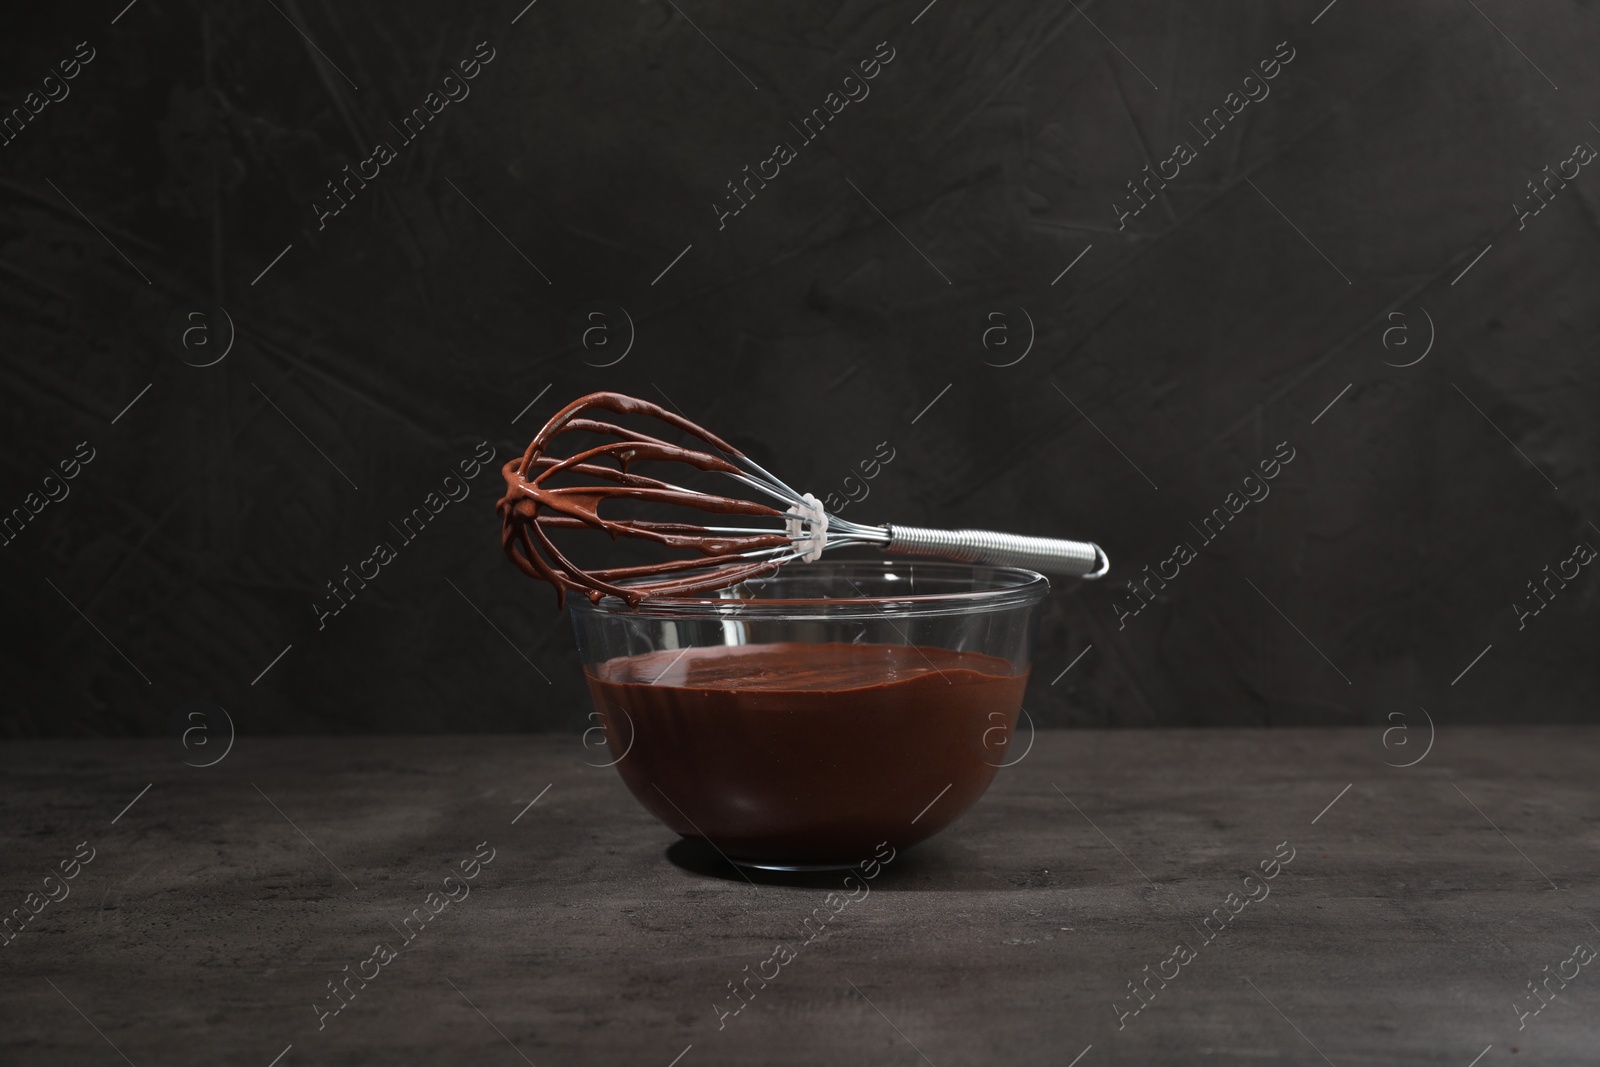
[784,493,828,562]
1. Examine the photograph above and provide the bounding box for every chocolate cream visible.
[586,641,1028,865]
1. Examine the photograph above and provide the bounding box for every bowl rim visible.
[567,559,1050,619]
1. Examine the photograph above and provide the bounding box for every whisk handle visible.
[882,525,1110,579]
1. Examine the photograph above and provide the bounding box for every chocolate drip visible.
[496,391,799,606]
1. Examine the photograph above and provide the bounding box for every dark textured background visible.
[2,0,1596,737]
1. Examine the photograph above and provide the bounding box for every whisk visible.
[496,391,1109,604]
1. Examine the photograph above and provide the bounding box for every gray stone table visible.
[2,728,1596,1066]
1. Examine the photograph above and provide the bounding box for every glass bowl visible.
[568,560,1047,871]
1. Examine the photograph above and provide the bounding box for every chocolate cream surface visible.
[586,641,1028,864]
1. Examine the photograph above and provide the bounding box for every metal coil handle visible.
[882,524,1110,579]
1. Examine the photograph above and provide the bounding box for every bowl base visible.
[727,856,860,873]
